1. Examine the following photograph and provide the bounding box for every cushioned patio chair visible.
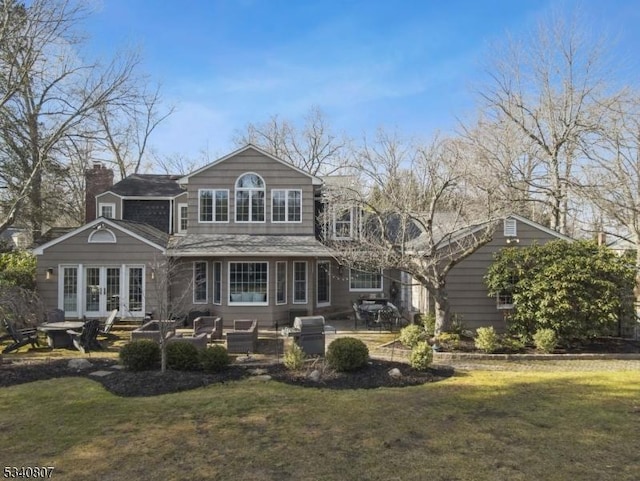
[193,316,223,342]
[226,319,258,353]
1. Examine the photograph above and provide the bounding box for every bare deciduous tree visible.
[234,105,350,176]
[473,9,622,235]
[324,131,501,334]
[0,0,146,238]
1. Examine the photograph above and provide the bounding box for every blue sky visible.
[83,0,640,161]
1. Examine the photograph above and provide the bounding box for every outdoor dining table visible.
[37,321,85,348]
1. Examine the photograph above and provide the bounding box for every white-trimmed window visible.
[228,262,268,305]
[212,261,222,305]
[317,261,331,306]
[178,203,188,233]
[235,173,265,222]
[497,274,518,309]
[349,268,383,291]
[333,208,354,239]
[99,203,115,219]
[193,261,208,304]
[199,189,229,223]
[88,228,116,243]
[272,189,302,222]
[276,261,287,305]
[293,261,307,304]
[504,218,517,237]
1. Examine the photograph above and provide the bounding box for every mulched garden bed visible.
[0,358,454,397]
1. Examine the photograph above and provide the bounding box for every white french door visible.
[85,266,121,318]
[59,264,145,318]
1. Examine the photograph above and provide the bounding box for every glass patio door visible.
[84,266,121,317]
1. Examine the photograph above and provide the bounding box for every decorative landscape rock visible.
[388,368,402,379]
[308,369,321,382]
[68,358,93,371]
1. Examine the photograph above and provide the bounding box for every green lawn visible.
[1,368,638,481]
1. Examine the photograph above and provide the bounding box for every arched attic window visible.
[88,225,117,243]
[235,173,265,222]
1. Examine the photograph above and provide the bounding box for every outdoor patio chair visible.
[193,316,222,342]
[352,303,367,329]
[98,309,119,338]
[1,319,40,354]
[376,306,398,331]
[226,319,258,353]
[67,318,102,353]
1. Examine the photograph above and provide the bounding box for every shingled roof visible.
[107,174,185,197]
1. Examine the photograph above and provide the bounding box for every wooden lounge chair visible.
[67,319,102,353]
[1,319,40,354]
[98,309,119,338]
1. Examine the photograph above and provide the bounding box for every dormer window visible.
[99,203,115,219]
[235,173,265,222]
[178,203,188,233]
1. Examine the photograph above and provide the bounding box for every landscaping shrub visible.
[533,328,558,353]
[166,341,200,371]
[436,332,460,350]
[419,313,436,336]
[500,335,526,353]
[283,342,306,370]
[200,345,230,372]
[119,340,160,371]
[399,324,426,349]
[409,341,433,371]
[475,326,499,353]
[326,337,369,372]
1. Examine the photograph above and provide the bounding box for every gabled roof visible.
[103,174,185,197]
[409,213,573,251]
[178,144,323,186]
[32,217,168,255]
[168,234,333,257]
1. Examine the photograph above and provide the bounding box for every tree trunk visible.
[432,287,451,336]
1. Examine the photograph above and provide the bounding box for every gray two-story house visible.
[33,145,391,326]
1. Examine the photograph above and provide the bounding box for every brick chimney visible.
[85,162,114,222]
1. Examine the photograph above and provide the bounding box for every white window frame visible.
[228,261,269,306]
[317,260,331,307]
[177,203,188,233]
[496,274,517,310]
[198,189,229,223]
[88,228,117,244]
[504,218,517,237]
[293,261,308,304]
[193,261,208,304]
[235,173,266,223]
[98,203,115,219]
[276,261,287,305]
[333,207,354,240]
[271,189,302,223]
[212,261,222,305]
[349,268,383,292]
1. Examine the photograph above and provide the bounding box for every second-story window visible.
[272,189,301,222]
[333,208,354,239]
[178,203,188,233]
[199,189,229,222]
[235,173,265,222]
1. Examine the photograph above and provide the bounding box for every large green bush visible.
[119,340,160,371]
[485,240,635,342]
[199,345,230,372]
[166,341,200,371]
[326,337,369,372]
